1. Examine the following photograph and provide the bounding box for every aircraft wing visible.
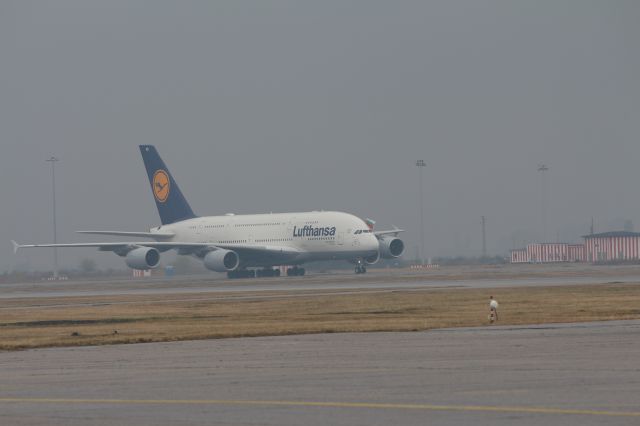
[374,227,404,238]
[12,240,301,262]
[215,243,301,264]
[12,241,212,256]
[76,231,175,239]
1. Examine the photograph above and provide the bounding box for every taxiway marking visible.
[0,398,639,418]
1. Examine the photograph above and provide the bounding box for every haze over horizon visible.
[2,1,639,272]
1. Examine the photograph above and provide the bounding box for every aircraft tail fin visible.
[11,240,20,254]
[139,145,197,225]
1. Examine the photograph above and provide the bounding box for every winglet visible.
[364,218,376,231]
[11,240,20,254]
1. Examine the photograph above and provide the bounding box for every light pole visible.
[46,156,59,279]
[481,215,487,258]
[537,164,549,243]
[416,160,426,264]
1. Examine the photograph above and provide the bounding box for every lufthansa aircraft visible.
[13,146,405,278]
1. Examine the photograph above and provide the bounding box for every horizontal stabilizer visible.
[77,231,175,240]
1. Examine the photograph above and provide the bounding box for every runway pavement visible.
[1,320,639,425]
[3,268,640,299]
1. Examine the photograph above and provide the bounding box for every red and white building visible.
[511,243,584,263]
[510,248,529,263]
[583,231,640,263]
[527,243,568,263]
[511,231,640,264]
[567,244,585,262]
[511,243,586,263]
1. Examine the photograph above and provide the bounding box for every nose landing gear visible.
[355,260,367,274]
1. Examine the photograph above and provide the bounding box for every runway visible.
[1,320,639,425]
[3,267,640,299]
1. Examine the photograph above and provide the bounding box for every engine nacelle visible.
[379,236,405,258]
[365,250,380,265]
[204,249,240,272]
[125,247,160,270]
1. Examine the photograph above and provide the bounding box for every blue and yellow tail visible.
[139,145,197,225]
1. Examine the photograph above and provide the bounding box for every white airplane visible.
[13,145,405,278]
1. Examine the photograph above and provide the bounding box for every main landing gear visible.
[227,268,282,279]
[256,268,281,278]
[227,267,304,279]
[227,269,255,279]
[286,266,305,277]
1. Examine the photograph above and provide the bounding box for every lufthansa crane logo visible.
[153,170,170,203]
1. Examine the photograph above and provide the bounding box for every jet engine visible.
[365,250,380,265]
[125,247,160,270]
[378,236,405,258]
[204,249,240,272]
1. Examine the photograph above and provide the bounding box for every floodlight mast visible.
[537,164,549,243]
[416,160,426,264]
[46,156,59,279]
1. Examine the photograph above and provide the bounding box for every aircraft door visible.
[196,220,205,242]
[287,218,295,240]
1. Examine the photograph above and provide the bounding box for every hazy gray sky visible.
[2,1,639,271]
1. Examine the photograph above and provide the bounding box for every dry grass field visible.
[2,283,640,351]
